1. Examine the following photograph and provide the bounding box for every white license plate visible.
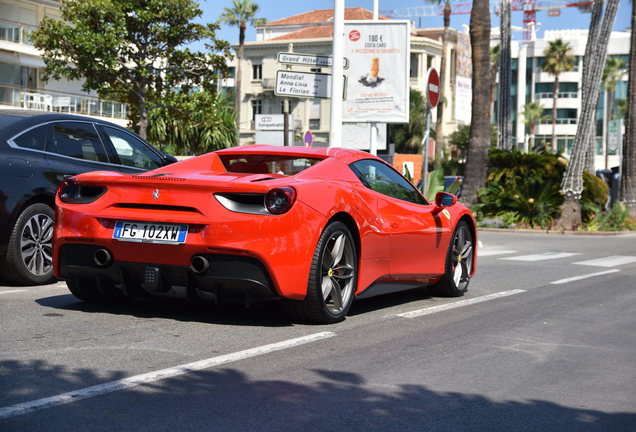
[113,221,188,244]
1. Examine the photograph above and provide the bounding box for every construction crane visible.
[381,0,593,41]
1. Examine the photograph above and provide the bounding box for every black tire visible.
[0,203,55,285]
[283,221,358,324]
[431,221,474,297]
[66,278,130,304]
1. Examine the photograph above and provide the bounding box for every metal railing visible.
[538,118,577,125]
[535,92,579,99]
[0,84,128,119]
[0,18,37,46]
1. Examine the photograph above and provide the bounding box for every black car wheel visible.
[283,221,358,324]
[431,221,473,297]
[1,203,55,285]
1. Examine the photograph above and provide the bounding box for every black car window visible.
[47,122,108,163]
[350,159,426,205]
[11,125,47,151]
[101,126,162,170]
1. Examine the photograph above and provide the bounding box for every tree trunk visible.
[235,22,246,142]
[461,0,491,206]
[605,89,615,169]
[619,0,636,217]
[558,0,620,229]
[497,0,512,150]
[434,2,451,166]
[582,0,604,173]
[551,74,560,152]
[136,83,148,140]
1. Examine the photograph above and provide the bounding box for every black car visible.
[0,110,176,285]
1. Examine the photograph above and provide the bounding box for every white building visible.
[0,0,128,125]
[509,29,629,170]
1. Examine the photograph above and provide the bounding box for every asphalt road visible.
[1,231,635,431]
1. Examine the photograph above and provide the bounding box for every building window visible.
[251,99,262,121]
[410,53,419,78]
[252,64,262,80]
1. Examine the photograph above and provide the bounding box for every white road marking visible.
[0,331,336,420]
[479,249,518,257]
[397,289,527,319]
[0,290,27,295]
[573,255,636,268]
[499,252,581,262]
[550,269,621,285]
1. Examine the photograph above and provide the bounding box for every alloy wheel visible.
[20,213,54,277]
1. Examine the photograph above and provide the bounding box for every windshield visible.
[219,154,324,176]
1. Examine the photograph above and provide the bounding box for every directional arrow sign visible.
[277,52,349,69]
[275,70,332,99]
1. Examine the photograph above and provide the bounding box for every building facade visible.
[507,29,629,170]
[0,0,128,124]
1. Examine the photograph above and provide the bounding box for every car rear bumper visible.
[54,200,326,300]
[58,243,279,305]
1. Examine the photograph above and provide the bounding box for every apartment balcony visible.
[0,84,128,120]
[536,118,578,136]
[0,18,37,46]
[536,92,580,109]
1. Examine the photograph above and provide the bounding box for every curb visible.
[477,228,636,236]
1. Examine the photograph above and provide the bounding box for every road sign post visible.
[422,67,440,196]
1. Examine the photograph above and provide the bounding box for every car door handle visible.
[391,222,399,228]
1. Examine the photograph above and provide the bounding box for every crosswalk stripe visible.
[499,252,581,262]
[573,255,636,268]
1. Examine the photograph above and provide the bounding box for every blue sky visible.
[198,0,632,49]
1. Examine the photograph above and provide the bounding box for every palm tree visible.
[602,56,627,168]
[541,39,575,152]
[558,0,620,229]
[521,102,545,151]
[460,0,491,206]
[220,0,261,140]
[620,0,636,217]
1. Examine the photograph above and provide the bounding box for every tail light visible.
[265,187,296,215]
[58,178,107,204]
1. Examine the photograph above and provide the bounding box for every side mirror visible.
[435,191,457,208]
[162,154,178,165]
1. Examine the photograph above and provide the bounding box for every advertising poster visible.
[454,32,472,124]
[343,21,410,123]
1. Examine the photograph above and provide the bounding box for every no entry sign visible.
[426,67,440,109]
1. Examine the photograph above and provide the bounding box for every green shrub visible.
[473,148,605,229]
[585,203,636,231]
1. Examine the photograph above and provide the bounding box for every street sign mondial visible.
[277,52,349,69]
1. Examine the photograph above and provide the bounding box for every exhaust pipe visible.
[93,249,112,267]
[191,255,210,275]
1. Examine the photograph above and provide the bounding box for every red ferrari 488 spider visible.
[54,145,476,323]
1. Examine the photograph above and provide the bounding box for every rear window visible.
[219,154,323,176]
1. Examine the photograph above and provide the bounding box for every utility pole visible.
[370,0,379,155]
[329,0,345,147]
[284,43,293,146]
